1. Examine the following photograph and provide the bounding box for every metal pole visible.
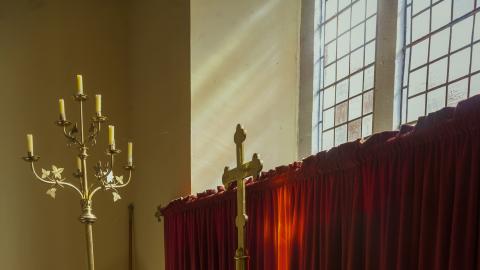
[85,223,95,270]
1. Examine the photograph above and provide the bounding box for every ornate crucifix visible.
[222,124,263,270]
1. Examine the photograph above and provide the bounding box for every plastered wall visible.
[191,0,301,193]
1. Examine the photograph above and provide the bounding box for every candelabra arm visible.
[30,162,83,197]
[89,166,133,201]
[88,186,102,201]
[62,125,82,146]
[111,168,133,189]
[30,162,55,185]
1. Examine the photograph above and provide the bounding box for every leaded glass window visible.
[400,0,480,124]
[312,0,378,152]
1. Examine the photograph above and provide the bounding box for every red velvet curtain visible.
[161,96,480,270]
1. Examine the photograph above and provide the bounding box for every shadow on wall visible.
[191,0,299,193]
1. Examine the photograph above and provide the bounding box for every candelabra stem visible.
[81,148,89,197]
[85,222,95,270]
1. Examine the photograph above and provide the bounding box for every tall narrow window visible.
[400,0,480,124]
[312,0,378,152]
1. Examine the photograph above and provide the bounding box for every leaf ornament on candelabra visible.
[38,165,66,199]
[22,75,134,270]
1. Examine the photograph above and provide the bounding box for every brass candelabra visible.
[22,75,134,270]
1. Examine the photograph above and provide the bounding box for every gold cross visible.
[222,124,262,270]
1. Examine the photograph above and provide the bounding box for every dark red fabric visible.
[161,96,480,270]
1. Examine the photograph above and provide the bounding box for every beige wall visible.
[191,0,301,193]
[129,1,190,270]
[0,0,130,269]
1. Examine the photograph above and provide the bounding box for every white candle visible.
[76,157,82,171]
[27,134,34,154]
[59,99,66,120]
[108,125,115,146]
[127,142,133,165]
[76,74,83,95]
[95,95,102,115]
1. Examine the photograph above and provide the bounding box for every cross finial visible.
[222,125,263,187]
[154,204,162,222]
[234,124,246,144]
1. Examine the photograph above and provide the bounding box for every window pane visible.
[448,47,471,81]
[364,66,375,90]
[366,0,377,17]
[453,0,474,20]
[324,108,335,129]
[338,9,351,34]
[336,79,349,102]
[409,67,428,96]
[451,16,473,51]
[475,13,480,41]
[471,73,480,95]
[351,0,366,25]
[348,119,362,141]
[337,56,350,79]
[335,124,348,146]
[325,19,337,43]
[365,15,377,42]
[325,63,337,86]
[335,101,348,125]
[412,10,430,41]
[447,78,469,106]
[324,85,336,108]
[432,0,452,31]
[428,57,448,88]
[339,0,351,10]
[472,43,480,72]
[351,23,365,49]
[326,0,338,20]
[349,95,362,120]
[403,48,411,87]
[363,90,374,114]
[322,129,334,150]
[413,0,431,14]
[325,41,337,64]
[350,71,363,96]
[365,41,376,65]
[407,94,426,122]
[337,33,350,58]
[427,87,447,113]
[411,38,429,69]
[429,28,450,61]
[350,47,364,72]
[362,114,373,137]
